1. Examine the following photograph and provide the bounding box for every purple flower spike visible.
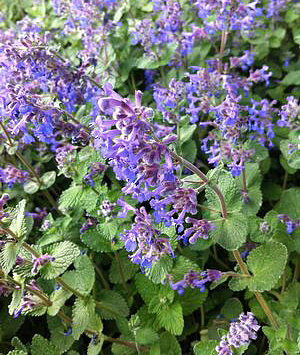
[216,312,260,355]
[168,269,222,295]
[180,217,215,244]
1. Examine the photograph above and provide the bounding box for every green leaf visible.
[40,241,80,279]
[275,188,300,220]
[23,180,40,194]
[156,302,183,335]
[193,340,219,355]
[59,254,95,296]
[8,287,23,316]
[135,328,159,345]
[182,140,197,163]
[59,185,83,210]
[246,242,288,292]
[72,297,95,340]
[31,334,60,355]
[48,288,72,316]
[206,169,242,213]
[210,213,248,251]
[0,242,21,274]
[293,27,300,44]
[47,316,75,354]
[7,351,27,355]
[145,255,173,284]
[180,288,208,316]
[97,221,119,240]
[96,290,129,319]
[136,43,177,69]
[280,155,297,174]
[40,171,56,190]
[87,336,104,355]
[10,200,27,239]
[281,71,300,86]
[80,228,122,252]
[221,298,243,320]
[111,336,136,355]
[235,163,263,216]
[135,274,160,306]
[180,124,197,144]
[148,287,174,314]
[109,251,138,284]
[280,132,300,170]
[159,331,182,355]
[11,337,27,353]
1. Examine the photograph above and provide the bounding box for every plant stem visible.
[242,169,247,194]
[282,170,288,191]
[200,305,205,329]
[232,250,279,329]
[114,251,128,293]
[168,149,228,219]
[293,257,300,282]
[211,245,231,271]
[91,253,110,290]
[57,310,148,350]
[0,122,58,210]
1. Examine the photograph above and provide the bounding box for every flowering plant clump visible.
[0,0,300,354]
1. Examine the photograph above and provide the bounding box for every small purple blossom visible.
[80,217,98,234]
[169,269,222,295]
[99,200,116,217]
[0,193,9,221]
[180,217,215,244]
[31,254,55,275]
[13,280,43,318]
[278,214,300,234]
[84,162,106,188]
[120,205,174,269]
[0,166,29,189]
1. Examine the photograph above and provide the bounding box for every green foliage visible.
[136,43,177,69]
[40,241,80,279]
[280,131,300,170]
[145,255,173,284]
[275,187,300,219]
[246,242,288,292]
[235,163,263,216]
[31,334,60,355]
[135,327,159,345]
[59,255,95,296]
[109,251,138,284]
[80,227,123,252]
[3,0,300,354]
[72,297,96,340]
[40,171,56,190]
[209,213,248,251]
[156,301,184,335]
[96,290,129,319]
[47,316,75,354]
[220,298,243,320]
[193,340,219,355]
[206,169,242,213]
[59,185,84,210]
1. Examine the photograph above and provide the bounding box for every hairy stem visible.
[232,250,279,329]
